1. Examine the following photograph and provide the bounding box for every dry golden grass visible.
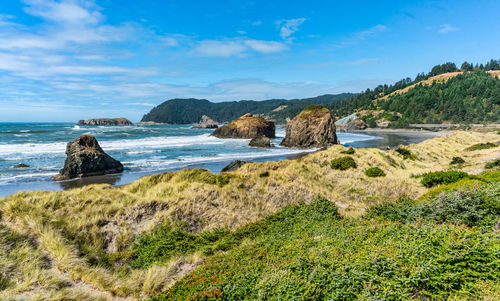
[0,131,498,299]
[377,70,500,101]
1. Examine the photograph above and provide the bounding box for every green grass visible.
[301,104,330,113]
[465,142,498,151]
[420,171,470,188]
[340,147,355,154]
[155,189,500,300]
[485,159,500,169]
[365,167,386,177]
[450,156,465,165]
[330,156,357,170]
[395,147,417,160]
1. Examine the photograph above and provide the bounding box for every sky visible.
[0,0,499,122]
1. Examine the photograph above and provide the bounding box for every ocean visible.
[0,123,382,196]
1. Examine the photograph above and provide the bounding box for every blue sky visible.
[0,0,499,122]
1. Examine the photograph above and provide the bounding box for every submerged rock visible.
[221,160,248,172]
[280,105,338,148]
[192,115,218,129]
[212,113,275,139]
[78,118,133,126]
[52,135,123,181]
[249,136,272,148]
[13,163,29,168]
[346,119,367,131]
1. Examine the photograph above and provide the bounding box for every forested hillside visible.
[140,94,354,124]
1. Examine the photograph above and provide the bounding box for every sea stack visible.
[280,105,338,148]
[78,118,133,126]
[192,115,218,128]
[212,113,275,139]
[52,135,124,181]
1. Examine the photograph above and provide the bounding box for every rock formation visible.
[280,105,338,148]
[346,119,367,131]
[52,135,124,181]
[192,115,218,128]
[13,163,29,168]
[221,160,248,172]
[249,136,271,147]
[78,118,133,126]
[212,113,275,139]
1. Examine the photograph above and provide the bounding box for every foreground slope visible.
[0,131,499,300]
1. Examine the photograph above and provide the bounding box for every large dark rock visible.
[212,113,275,139]
[78,118,133,126]
[280,105,338,148]
[221,160,248,172]
[346,119,367,131]
[249,136,271,148]
[13,163,29,168]
[192,115,218,129]
[52,135,124,181]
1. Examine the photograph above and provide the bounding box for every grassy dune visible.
[0,131,499,300]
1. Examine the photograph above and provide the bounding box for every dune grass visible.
[0,131,498,299]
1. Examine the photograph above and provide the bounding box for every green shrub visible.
[450,156,465,165]
[421,171,469,188]
[330,156,357,170]
[465,142,498,151]
[340,147,355,154]
[395,147,416,160]
[259,171,269,177]
[365,167,386,177]
[485,159,500,169]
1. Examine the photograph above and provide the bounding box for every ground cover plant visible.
[450,156,465,165]
[395,147,417,160]
[340,147,355,154]
[420,171,470,187]
[157,186,500,300]
[365,166,386,177]
[330,156,357,170]
[465,142,498,151]
[485,159,500,169]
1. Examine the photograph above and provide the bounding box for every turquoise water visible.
[0,123,380,196]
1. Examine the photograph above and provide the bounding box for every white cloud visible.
[438,24,457,34]
[236,30,246,35]
[335,24,387,48]
[23,0,102,25]
[251,20,262,26]
[276,18,306,40]
[194,39,287,57]
[162,37,179,47]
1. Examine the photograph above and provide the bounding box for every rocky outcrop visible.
[78,118,133,126]
[346,119,367,131]
[221,160,248,172]
[212,113,275,139]
[13,163,29,168]
[192,115,218,129]
[52,135,124,181]
[249,136,271,147]
[280,105,338,148]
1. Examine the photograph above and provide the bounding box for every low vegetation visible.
[330,156,357,170]
[365,166,386,177]
[340,146,355,154]
[450,156,465,165]
[0,131,498,299]
[395,147,417,160]
[465,142,498,151]
[485,159,500,169]
[420,171,470,188]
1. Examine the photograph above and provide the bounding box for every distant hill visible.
[140,94,355,124]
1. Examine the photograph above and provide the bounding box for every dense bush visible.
[158,189,499,300]
[330,156,357,170]
[259,171,270,177]
[365,167,386,177]
[367,183,500,227]
[395,147,416,160]
[465,142,498,151]
[450,156,465,165]
[340,147,355,154]
[485,159,500,169]
[421,171,469,188]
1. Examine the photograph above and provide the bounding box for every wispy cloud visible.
[438,24,457,34]
[276,18,306,41]
[335,24,387,48]
[301,58,381,69]
[251,20,262,26]
[194,39,287,57]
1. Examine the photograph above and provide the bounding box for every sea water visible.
[0,123,380,196]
